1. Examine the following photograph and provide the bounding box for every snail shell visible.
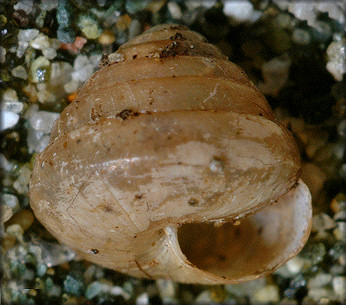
[30,24,312,284]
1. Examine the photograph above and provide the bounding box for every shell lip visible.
[165,179,312,284]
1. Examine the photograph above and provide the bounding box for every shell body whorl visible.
[29,24,312,284]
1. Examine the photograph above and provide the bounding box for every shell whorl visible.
[50,24,276,140]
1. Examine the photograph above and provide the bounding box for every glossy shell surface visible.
[30,24,312,284]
